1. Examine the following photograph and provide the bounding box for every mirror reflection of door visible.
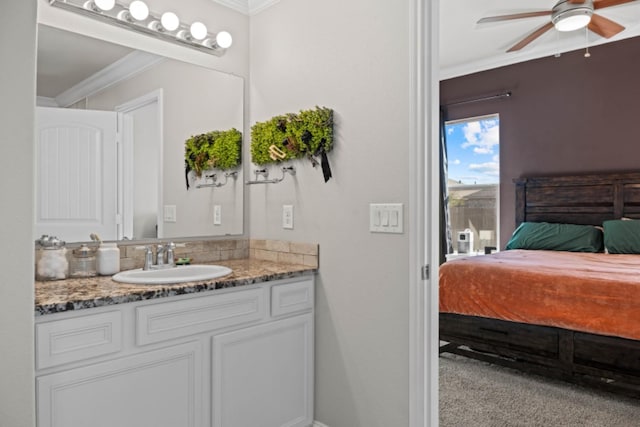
[36,107,118,242]
[116,90,162,240]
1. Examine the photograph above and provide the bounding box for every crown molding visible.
[36,96,60,107]
[210,0,280,15]
[55,50,164,108]
[248,0,280,15]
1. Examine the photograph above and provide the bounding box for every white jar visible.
[97,242,120,275]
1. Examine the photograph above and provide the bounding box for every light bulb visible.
[160,12,180,31]
[190,22,208,40]
[94,0,115,11]
[215,31,233,49]
[555,14,591,32]
[129,1,149,21]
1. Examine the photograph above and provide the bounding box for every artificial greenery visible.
[184,128,242,177]
[250,106,334,165]
[250,115,292,164]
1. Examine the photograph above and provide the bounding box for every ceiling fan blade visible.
[594,0,637,9]
[507,22,554,52]
[478,11,550,24]
[588,13,625,37]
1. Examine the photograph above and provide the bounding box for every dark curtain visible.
[439,107,453,265]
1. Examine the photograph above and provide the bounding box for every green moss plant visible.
[250,115,291,165]
[250,106,334,165]
[185,128,242,177]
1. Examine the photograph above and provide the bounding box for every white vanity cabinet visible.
[35,276,314,427]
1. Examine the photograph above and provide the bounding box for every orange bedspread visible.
[439,249,640,340]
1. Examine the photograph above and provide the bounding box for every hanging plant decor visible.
[250,106,334,182]
[184,128,242,189]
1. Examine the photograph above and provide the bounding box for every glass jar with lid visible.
[70,244,97,278]
[36,235,69,281]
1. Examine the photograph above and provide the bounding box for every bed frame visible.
[439,171,640,398]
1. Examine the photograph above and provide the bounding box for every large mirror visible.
[35,24,244,243]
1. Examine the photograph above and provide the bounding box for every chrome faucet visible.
[137,242,182,270]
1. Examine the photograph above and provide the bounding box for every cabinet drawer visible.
[440,313,559,356]
[136,287,266,345]
[574,332,640,372]
[36,311,122,370]
[271,279,314,317]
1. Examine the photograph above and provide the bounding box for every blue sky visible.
[445,115,499,185]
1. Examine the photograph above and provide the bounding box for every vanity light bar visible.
[49,0,232,56]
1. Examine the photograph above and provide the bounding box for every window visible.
[444,114,499,254]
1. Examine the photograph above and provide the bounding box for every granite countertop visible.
[35,259,316,316]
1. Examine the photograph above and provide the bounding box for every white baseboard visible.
[313,422,330,427]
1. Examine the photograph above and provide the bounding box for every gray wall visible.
[441,36,640,249]
[250,0,411,426]
[0,1,36,426]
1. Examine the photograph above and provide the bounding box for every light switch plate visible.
[164,205,177,223]
[282,205,294,229]
[369,203,403,233]
[213,205,222,225]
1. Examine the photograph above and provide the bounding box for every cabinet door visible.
[212,314,313,427]
[37,341,202,427]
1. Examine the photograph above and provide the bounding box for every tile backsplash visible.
[118,239,250,271]
[250,239,319,269]
[35,238,318,278]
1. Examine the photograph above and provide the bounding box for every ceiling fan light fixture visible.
[554,11,592,31]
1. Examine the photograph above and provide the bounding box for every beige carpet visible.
[440,353,640,426]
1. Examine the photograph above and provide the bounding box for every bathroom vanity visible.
[34,259,315,427]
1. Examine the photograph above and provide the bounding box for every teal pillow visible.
[506,222,603,252]
[603,219,640,254]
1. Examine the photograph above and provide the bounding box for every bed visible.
[439,171,640,397]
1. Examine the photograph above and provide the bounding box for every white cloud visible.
[447,127,454,135]
[460,119,499,155]
[469,161,499,176]
[451,159,461,165]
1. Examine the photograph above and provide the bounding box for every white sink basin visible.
[112,264,232,285]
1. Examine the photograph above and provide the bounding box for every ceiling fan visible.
[478,0,637,52]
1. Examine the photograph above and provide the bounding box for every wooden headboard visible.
[515,171,640,226]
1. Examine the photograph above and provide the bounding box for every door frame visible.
[409,0,439,426]
[115,89,164,240]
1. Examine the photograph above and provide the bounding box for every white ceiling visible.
[440,0,640,80]
[37,0,640,96]
[37,25,134,99]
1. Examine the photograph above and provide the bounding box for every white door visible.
[116,90,162,240]
[36,107,118,242]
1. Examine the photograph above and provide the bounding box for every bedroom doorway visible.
[443,114,500,258]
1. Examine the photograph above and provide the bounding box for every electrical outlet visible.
[282,205,294,229]
[213,205,222,225]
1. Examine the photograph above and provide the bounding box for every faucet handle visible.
[164,242,185,267]
[166,242,186,248]
[135,246,154,270]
